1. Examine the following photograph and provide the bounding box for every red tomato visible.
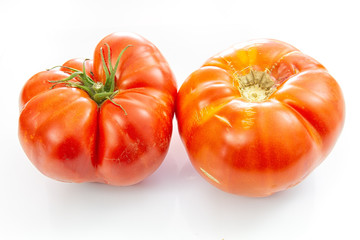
[176,39,345,197]
[19,32,177,185]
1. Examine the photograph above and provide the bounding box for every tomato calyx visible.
[48,44,132,115]
[237,69,276,102]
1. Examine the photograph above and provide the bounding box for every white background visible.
[1,0,359,239]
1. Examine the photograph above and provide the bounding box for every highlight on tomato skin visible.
[176,39,345,197]
[18,32,177,186]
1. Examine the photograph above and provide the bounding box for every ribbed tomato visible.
[176,39,345,197]
[19,32,177,185]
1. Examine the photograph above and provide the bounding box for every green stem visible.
[100,46,110,86]
[47,45,132,114]
[109,45,132,92]
[107,97,127,116]
[93,92,114,103]
[48,72,82,83]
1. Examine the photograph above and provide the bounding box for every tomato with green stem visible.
[176,39,345,197]
[19,32,177,185]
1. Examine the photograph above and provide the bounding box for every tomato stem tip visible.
[236,69,276,102]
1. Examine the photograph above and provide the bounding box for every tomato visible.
[19,32,177,185]
[176,39,345,197]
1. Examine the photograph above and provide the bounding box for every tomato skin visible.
[19,88,99,182]
[93,32,177,96]
[19,70,70,110]
[96,88,174,185]
[176,39,345,197]
[19,32,176,185]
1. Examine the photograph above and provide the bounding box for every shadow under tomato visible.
[44,177,177,237]
[176,162,317,239]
